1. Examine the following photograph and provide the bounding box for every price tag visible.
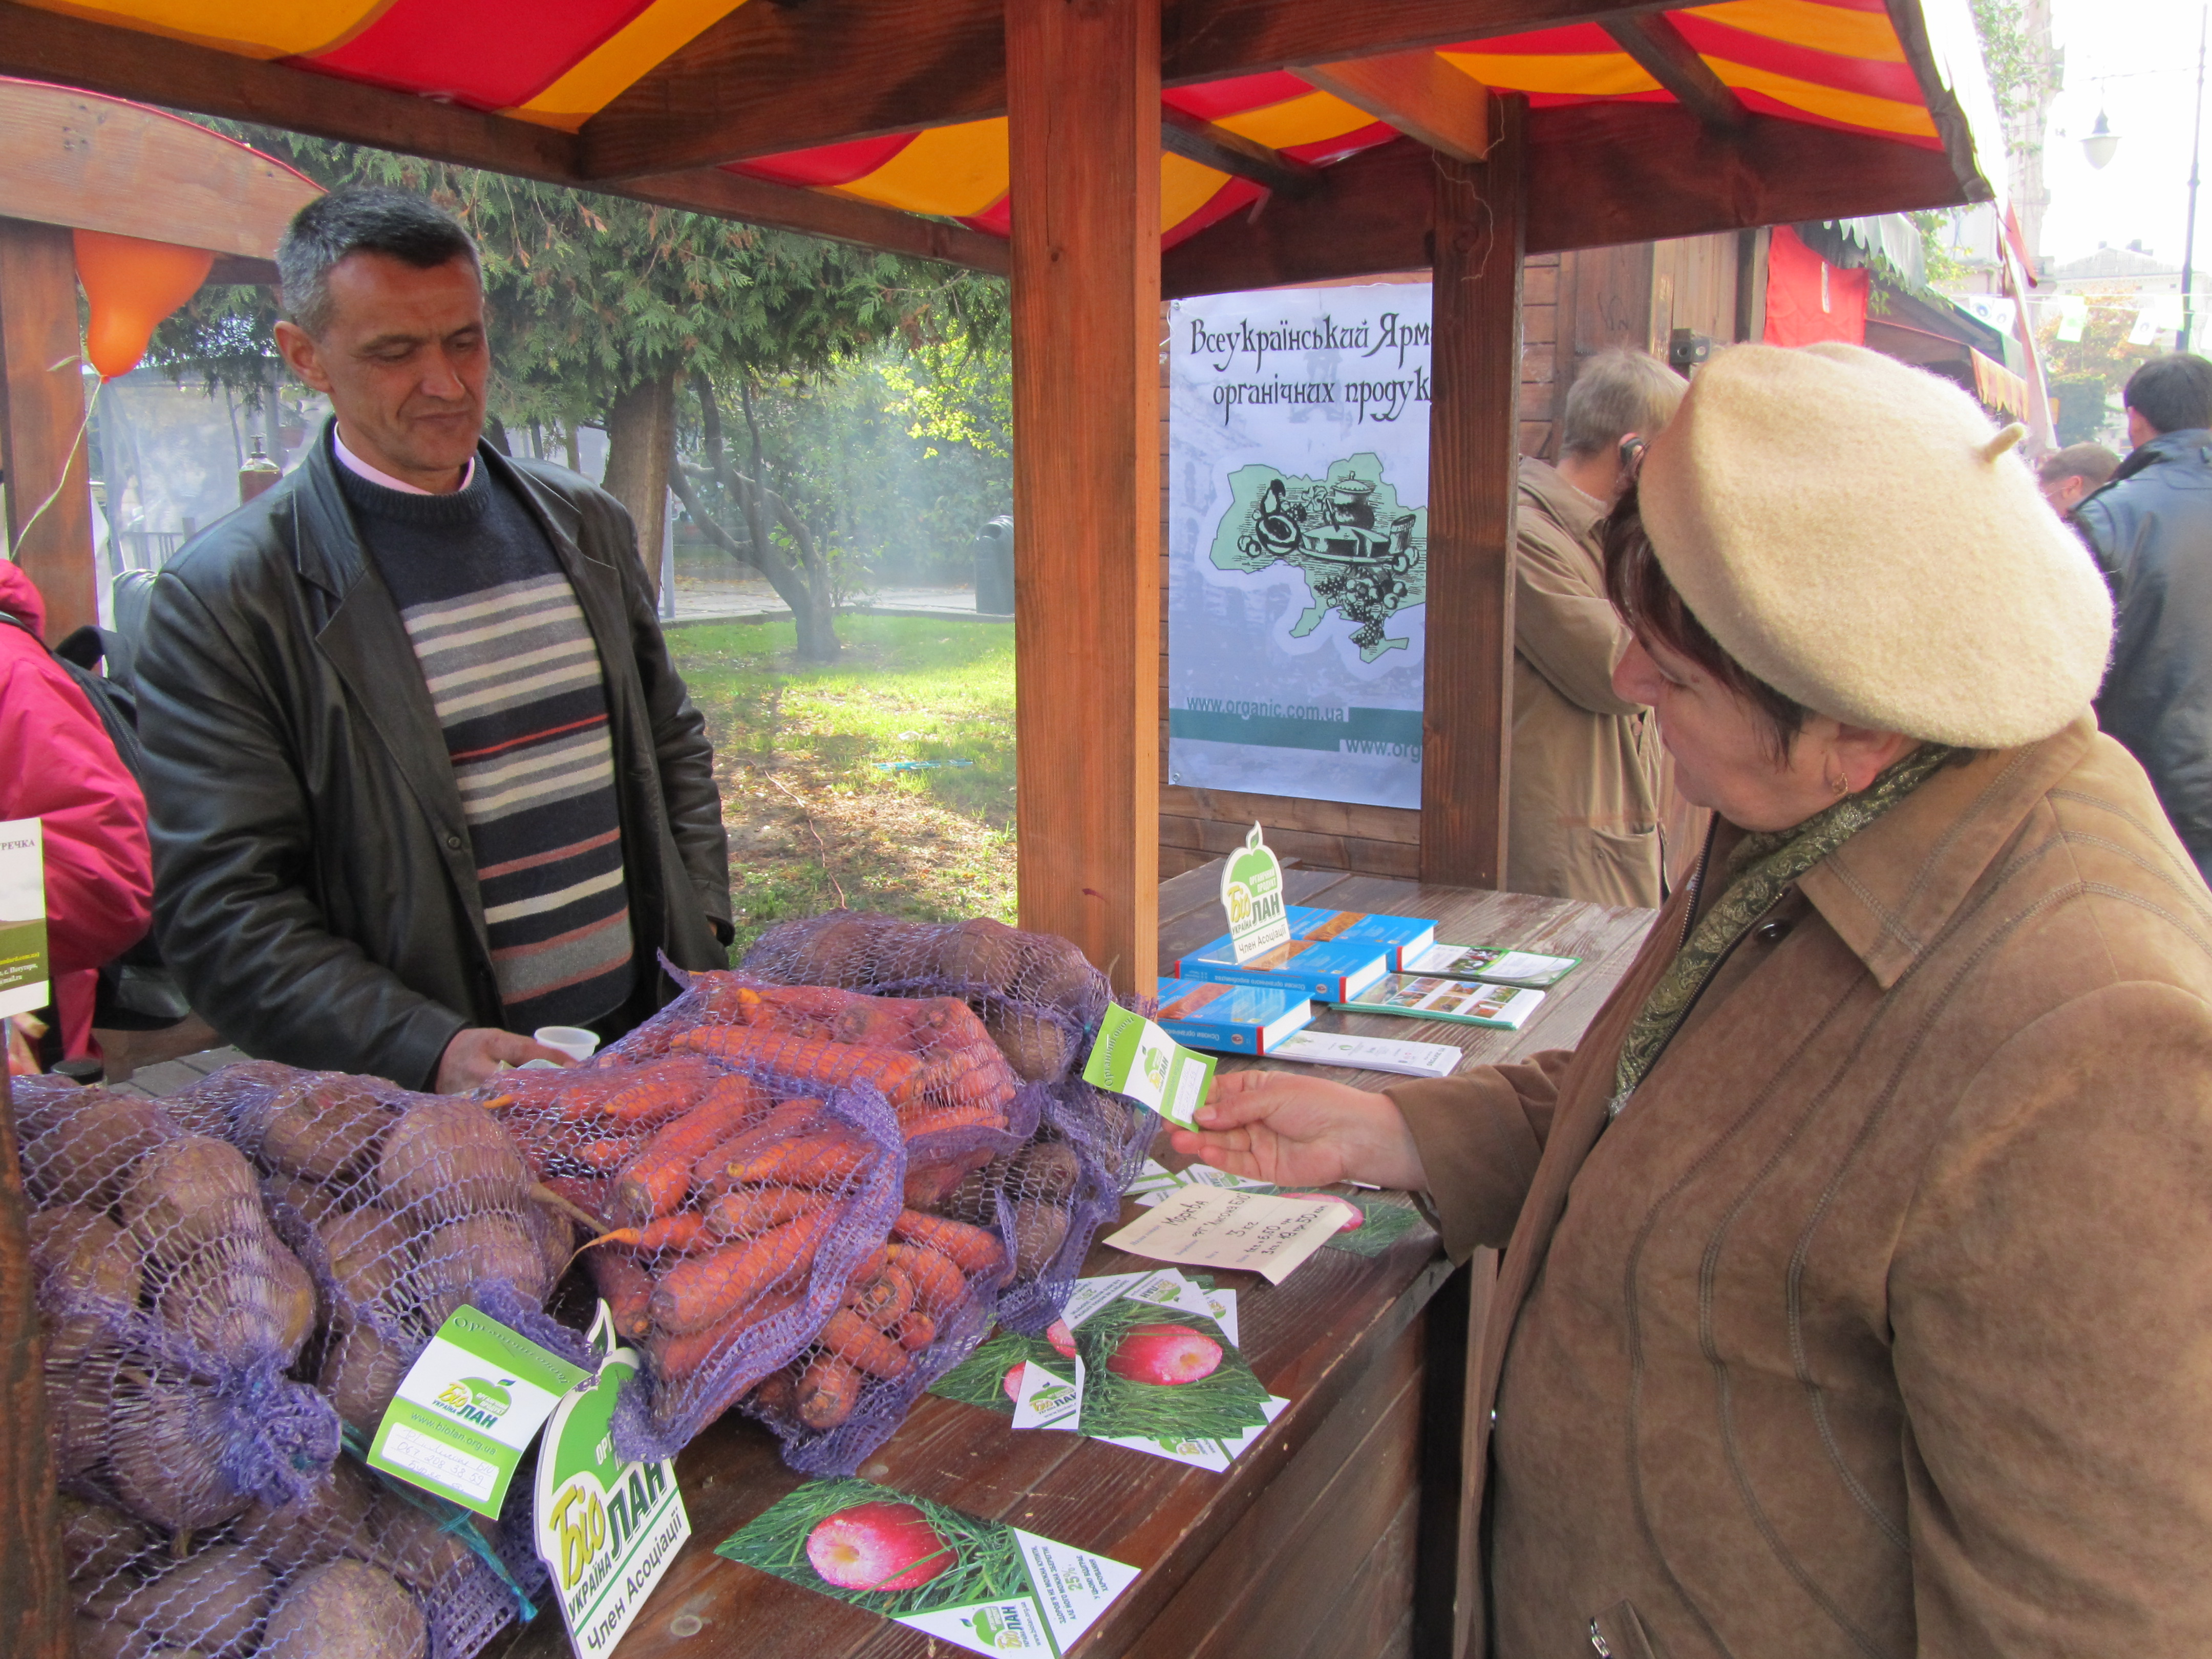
[0,819,49,1018]
[1082,1004,1217,1130]
[366,1306,592,1519]
[1220,823,1290,964]
[534,1311,690,1659]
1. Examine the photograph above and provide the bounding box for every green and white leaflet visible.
[1081,1004,1217,1130]
[1220,823,1290,964]
[533,1306,690,1659]
[0,819,49,1019]
[367,1306,591,1519]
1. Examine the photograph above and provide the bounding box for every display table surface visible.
[120,866,1655,1659]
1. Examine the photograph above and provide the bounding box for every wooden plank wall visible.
[1158,232,1748,883]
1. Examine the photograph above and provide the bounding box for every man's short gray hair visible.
[277,186,479,338]
[1560,349,1689,460]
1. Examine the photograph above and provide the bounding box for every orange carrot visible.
[691,1099,826,1189]
[797,1355,863,1429]
[588,1213,712,1255]
[670,1027,926,1098]
[714,1132,866,1190]
[848,1261,914,1330]
[540,1176,612,1227]
[703,1185,826,1239]
[590,1056,730,1125]
[843,1246,889,1288]
[611,1087,773,1225]
[645,1285,805,1379]
[586,1250,654,1342]
[819,1308,909,1379]
[891,1209,1005,1275]
[896,1310,937,1352]
[898,1102,1012,1140]
[649,1207,836,1336]
[748,1368,799,1427]
[885,1242,968,1317]
[579,1136,644,1173]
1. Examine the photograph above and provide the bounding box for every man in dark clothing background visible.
[2037,441,2120,516]
[2075,352,2212,882]
[136,188,732,1090]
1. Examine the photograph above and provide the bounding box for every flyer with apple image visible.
[716,1478,1138,1657]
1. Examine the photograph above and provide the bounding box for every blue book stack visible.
[1284,905,1439,970]
[1155,976,1317,1055]
[1175,934,1393,1003]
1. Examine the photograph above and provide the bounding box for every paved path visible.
[666,576,1006,624]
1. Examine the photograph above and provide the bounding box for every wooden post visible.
[1419,101,1525,890]
[1006,0,1161,994]
[0,1070,71,1658]
[0,216,95,643]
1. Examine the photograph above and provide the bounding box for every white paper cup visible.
[534,1025,600,1062]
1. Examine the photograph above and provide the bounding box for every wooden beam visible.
[0,1073,69,1659]
[0,6,1006,270]
[1420,100,1523,892]
[1161,108,1318,197]
[582,0,1690,179]
[1299,51,1494,162]
[206,253,280,286]
[0,78,319,257]
[1009,0,1161,997]
[1600,12,1746,132]
[0,217,96,643]
[1162,103,1981,298]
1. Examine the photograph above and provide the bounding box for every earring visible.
[1824,754,1849,797]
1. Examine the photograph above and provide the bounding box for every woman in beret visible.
[1176,344,2212,1657]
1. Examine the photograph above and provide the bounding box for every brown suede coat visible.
[1392,718,2212,1657]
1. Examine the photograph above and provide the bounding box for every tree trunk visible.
[735,380,840,661]
[602,368,679,603]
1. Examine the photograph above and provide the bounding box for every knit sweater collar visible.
[333,428,493,528]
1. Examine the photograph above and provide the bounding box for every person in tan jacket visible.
[1174,345,2210,1656]
[1511,351,1693,907]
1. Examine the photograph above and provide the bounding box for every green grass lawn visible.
[667,615,1018,956]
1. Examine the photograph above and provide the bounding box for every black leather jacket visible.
[137,428,732,1086]
[2076,428,2212,877]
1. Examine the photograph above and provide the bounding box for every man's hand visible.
[1167,1068,1430,1193]
[436,1027,576,1094]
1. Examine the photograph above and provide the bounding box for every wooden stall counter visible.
[485,864,1651,1659]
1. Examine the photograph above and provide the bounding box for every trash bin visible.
[973,515,1014,615]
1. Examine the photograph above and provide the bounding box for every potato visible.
[375,1100,530,1220]
[25,1095,172,1208]
[520,1198,576,1287]
[115,1542,275,1658]
[930,917,1026,991]
[235,1459,380,1576]
[155,1230,311,1368]
[264,1171,348,1230]
[45,1318,122,1480]
[321,1322,414,1436]
[248,1076,394,1183]
[318,1207,411,1313]
[1015,934,1100,1008]
[1013,1139,1082,1203]
[933,1153,1014,1225]
[118,1137,261,1263]
[408,1213,550,1326]
[260,1559,426,1659]
[12,1077,123,1141]
[786,913,887,985]
[69,1615,135,1659]
[30,1204,143,1305]
[370,1497,479,1593]
[60,1495,159,1586]
[983,1005,1074,1082]
[108,1377,253,1532]
[1010,1198,1070,1278]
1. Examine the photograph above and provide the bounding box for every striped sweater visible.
[336,453,635,1031]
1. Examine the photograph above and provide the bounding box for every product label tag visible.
[1102,1185,1342,1285]
[1220,823,1291,964]
[0,819,49,1019]
[1081,1004,1217,1130]
[368,1306,592,1519]
[534,1309,690,1659]
[1008,1354,1085,1431]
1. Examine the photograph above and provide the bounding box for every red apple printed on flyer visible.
[716,1478,1137,1657]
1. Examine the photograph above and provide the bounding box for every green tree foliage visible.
[2037,284,2157,440]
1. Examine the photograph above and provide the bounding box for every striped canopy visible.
[18,0,1960,248]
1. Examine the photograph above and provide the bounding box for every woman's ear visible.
[1831,724,1920,793]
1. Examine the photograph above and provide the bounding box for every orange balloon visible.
[73,229,216,380]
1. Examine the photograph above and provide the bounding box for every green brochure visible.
[367,1305,593,1519]
[0,819,49,1019]
[1081,1003,1218,1130]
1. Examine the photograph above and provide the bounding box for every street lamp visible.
[2082,109,2120,170]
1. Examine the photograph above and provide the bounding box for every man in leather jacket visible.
[136,189,732,1090]
[2075,352,2212,884]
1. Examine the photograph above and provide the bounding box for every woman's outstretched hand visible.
[1167,1068,1430,1194]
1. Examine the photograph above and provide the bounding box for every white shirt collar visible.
[333,426,475,496]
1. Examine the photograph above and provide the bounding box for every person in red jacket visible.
[0,558,153,1063]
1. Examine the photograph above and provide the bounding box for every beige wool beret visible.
[1637,342,2113,749]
